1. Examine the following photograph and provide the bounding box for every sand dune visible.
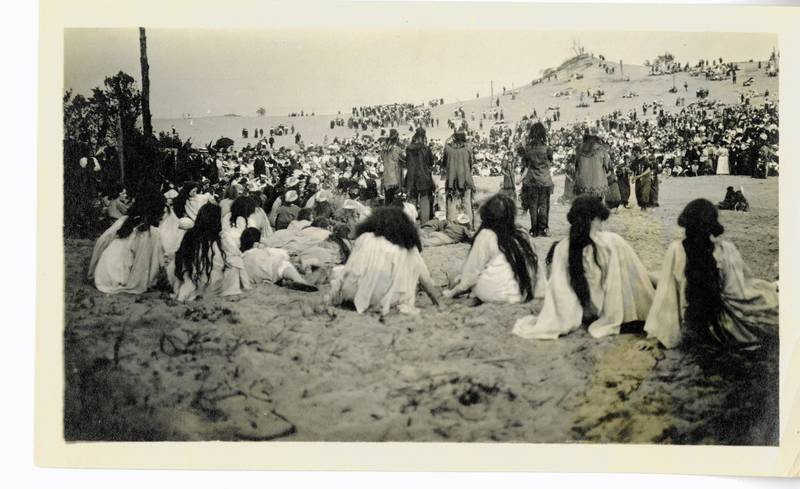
[63,174,778,443]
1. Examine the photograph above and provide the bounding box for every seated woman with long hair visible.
[222,195,273,244]
[173,181,215,227]
[513,195,655,339]
[644,199,778,349]
[327,206,442,315]
[239,228,317,292]
[443,193,543,304]
[169,203,251,302]
[88,188,167,294]
[159,180,217,258]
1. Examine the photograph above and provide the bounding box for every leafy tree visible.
[257,107,266,116]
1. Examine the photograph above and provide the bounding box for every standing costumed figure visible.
[573,128,610,198]
[443,129,477,227]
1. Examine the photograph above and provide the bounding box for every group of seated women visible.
[88,180,778,351]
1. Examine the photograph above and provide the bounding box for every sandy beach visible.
[63,174,778,444]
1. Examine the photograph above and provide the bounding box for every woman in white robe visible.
[169,203,251,302]
[716,146,730,175]
[513,195,655,339]
[644,199,778,348]
[88,190,167,295]
[221,195,273,243]
[444,193,545,304]
[328,206,442,315]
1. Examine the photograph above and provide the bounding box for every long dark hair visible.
[567,196,610,309]
[354,206,421,251]
[528,122,548,146]
[174,203,224,284]
[116,189,166,239]
[239,227,261,252]
[229,195,258,227]
[473,193,538,301]
[678,199,726,341]
[173,181,199,218]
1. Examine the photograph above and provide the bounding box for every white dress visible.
[158,208,185,258]
[329,232,433,315]
[644,239,778,348]
[716,147,730,175]
[242,247,293,283]
[88,217,164,295]
[168,231,252,302]
[513,231,655,339]
[454,229,545,303]
[221,208,274,242]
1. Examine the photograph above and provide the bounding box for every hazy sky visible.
[64,29,777,119]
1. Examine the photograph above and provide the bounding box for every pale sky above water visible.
[64,29,777,119]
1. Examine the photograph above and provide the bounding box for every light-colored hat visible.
[285,176,299,188]
[284,190,298,203]
[164,189,179,200]
[455,213,471,225]
[342,199,359,210]
[434,210,446,220]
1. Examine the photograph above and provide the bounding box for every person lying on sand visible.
[327,206,441,315]
[239,228,317,292]
[513,195,655,340]
[297,224,352,285]
[443,193,544,305]
[419,213,472,248]
[644,199,777,349]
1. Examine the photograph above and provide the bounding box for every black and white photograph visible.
[35,2,800,475]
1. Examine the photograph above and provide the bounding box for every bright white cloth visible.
[513,231,655,340]
[221,207,274,243]
[644,239,778,348]
[262,223,330,255]
[454,229,545,303]
[329,232,433,315]
[158,208,185,257]
[168,235,251,302]
[243,247,292,283]
[716,148,730,175]
[184,193,213,221]
[88,217,164,295]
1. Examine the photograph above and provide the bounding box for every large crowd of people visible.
[79,93,780,352]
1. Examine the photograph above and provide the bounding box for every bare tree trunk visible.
[116,113,125,184]
[139,27,152,138]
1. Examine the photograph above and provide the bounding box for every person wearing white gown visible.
[513,195,655,339]
[221,195,273,245]
[716,145,730,175]
[169,203,251,302]
[644,199,778,349]
[328,206,442,315]
[443,193,545,304]
[172,181,215,229]
[239,228,317,291]
[88,189,167,294]
[160,181,217,259]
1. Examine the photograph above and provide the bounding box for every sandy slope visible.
[155,57,778,147]
[63,175,778,444]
